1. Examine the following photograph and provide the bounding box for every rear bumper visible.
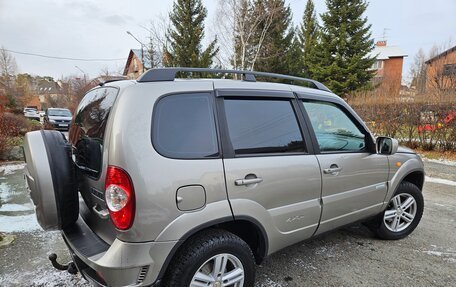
[62,217,177,286]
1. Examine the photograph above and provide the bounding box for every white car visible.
[23,108,40,121]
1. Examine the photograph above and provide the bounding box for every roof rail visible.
[137,67,332,92]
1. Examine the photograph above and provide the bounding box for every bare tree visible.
[0,47,17,89]
[213,0,282,71]
[99,66,124,79]
[140,14,171,68]
[409,48,426,93]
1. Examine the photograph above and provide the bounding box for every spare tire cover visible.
[24,130,78,230]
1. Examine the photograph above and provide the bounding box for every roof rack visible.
[136,67,332,93]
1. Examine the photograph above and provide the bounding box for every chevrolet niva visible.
[24,68,424,287]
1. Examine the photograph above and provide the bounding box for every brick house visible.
[34,79,61,108]
[425,45,456,91]
[123,49,151,80]
[369,41,407,93]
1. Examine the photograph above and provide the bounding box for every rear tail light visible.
[105,166,135,230]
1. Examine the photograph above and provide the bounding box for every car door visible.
[217,89,322,253]
[299,95,389,235]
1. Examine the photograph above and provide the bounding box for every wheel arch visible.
[401,170,425,191]
[156,216,268,281]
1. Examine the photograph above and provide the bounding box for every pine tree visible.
[298,0,319,77]
[286,34,305,77]
[310,0,375,95]
[163,0,218,68]
[252,0,295,75]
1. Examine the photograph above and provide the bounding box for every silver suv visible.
[23,68,424,287]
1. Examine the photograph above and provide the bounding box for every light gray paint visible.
[24,131,59,231]
[27,78,425,286]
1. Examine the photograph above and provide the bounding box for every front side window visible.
[303,101,366,152]
[152,93,218,159]
[224,99,306,155]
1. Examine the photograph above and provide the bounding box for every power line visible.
[3,48,126,62]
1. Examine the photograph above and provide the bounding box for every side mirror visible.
[376,137,399,155]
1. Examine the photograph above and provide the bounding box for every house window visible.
[443,64,456,76]
[371,60,384,70]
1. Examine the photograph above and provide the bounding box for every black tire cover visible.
[41,130,79,229]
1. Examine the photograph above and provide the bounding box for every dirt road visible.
[0,160,455,287]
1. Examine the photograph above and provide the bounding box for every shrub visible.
[0,112,42,158]
[348,89,456,152]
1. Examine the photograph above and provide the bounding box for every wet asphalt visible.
[0,160,455,287]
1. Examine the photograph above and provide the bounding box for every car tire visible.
[24,130,78,230]
[369,182,424,240]
[163,229,255,287]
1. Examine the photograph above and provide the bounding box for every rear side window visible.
[223,99,306,155]
[152,93,218,159]
[69,87,119,177]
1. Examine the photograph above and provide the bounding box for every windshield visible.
[25,108,37,112]
[48,109,72,117]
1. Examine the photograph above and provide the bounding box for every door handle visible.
[323,164,342,175]
[235,177,263,186]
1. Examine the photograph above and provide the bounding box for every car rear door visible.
[297,93,389,235]
[217,89,322,253]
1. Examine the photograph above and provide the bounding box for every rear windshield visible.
[69,87,119,177]
[48,109,72,117]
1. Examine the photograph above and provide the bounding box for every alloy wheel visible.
[191,253,244,287]
[383,193,417,232]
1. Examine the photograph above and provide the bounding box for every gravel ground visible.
[0,159,455,287]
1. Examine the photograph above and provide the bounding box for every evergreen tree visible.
[285,34,305,77]
[298,0,319,77]
[163,0,218,68]
[310,0,375,95]
[252,0,295,75]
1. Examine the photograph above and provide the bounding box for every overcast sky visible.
[0,0,455,83]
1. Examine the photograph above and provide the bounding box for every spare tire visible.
[24,130,78,231]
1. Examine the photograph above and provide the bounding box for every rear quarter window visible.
[69,87,119,177]
[152,93,219,159]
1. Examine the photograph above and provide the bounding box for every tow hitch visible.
[48,253,78,275]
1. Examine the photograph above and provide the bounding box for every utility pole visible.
[75,65,87,82]
[126,31,146,73]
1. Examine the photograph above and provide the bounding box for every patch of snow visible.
[0,163,26,176]
[422,250,456,257]
[0,267,89,287]
[423,158,456,167]
[293,258,318,270]
[0,203,33,212]
[0,213,40,232]
[425,176,456,187]
[257,278,285,287]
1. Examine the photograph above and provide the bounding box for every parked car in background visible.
[23,107,40,121]
[44,108,72,131]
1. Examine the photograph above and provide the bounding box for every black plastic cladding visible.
[136,67,332,93]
